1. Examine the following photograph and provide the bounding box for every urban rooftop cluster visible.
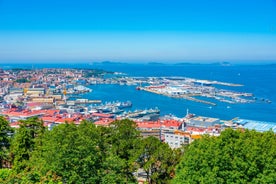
[0,68,275,150]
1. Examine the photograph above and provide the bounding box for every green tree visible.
[0,168,62,183]
[173,129,276,184]
[10,117,45,172]
[108,119,141,183]
[0,168,13,182]
[30,120,140,183]
[21,117,45,139]
[95,125,129,183]
[0,116,14,168]
[137,136,181,184]
[31,121,104,183]
[3,118,184,183]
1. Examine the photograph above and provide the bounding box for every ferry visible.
[125,108,160,119]
[89,101,132,114]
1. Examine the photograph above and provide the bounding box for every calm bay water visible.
[1,62,276,122]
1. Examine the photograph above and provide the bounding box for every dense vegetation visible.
[83,69,113,78]
[0,116,275,183]
[173,129,276,184]
[0,117,180,183]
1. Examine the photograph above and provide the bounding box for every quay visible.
[67,99,102,105]
[76,100,102,104]
[179,95,216,106]
[212,81,243,87]
[140,87,216,106]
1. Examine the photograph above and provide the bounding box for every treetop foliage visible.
[173,129,276,184]
[0,116,275,184]
[0,118,181,183]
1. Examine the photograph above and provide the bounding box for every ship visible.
[89,101,132,114]
[266,99,272,103]
[124,108,160,121]
[103,101,132,109]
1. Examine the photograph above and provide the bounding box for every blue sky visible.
[0,0,276,63]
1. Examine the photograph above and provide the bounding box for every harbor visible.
[133,77,256,106]
[0,66,274,122]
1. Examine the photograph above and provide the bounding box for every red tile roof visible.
[136,120,182,129]
[26,102,44,107]
[94,118,114,126]
[137,122,161,129]
[91,113,114,118]
[186,127,206,133]
[9,122,20,128]
[2,110,44,117]
[41,116,59,123]
[55,118,75,124]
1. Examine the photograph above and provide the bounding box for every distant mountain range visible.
[87,61,276,66]
[89,61,129,65]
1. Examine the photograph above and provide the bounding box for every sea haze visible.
[1,62,275,122]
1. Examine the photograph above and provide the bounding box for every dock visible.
[140,87,216,106]
[212,81,243,87]
[75,100,102,104]
[179,95,216,106]
[67,99,102,105]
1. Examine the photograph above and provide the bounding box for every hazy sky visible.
[0,0,276,63]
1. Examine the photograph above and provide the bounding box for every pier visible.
[76,100,102,104]
[75,99,102,104]
[67,99,102,105]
